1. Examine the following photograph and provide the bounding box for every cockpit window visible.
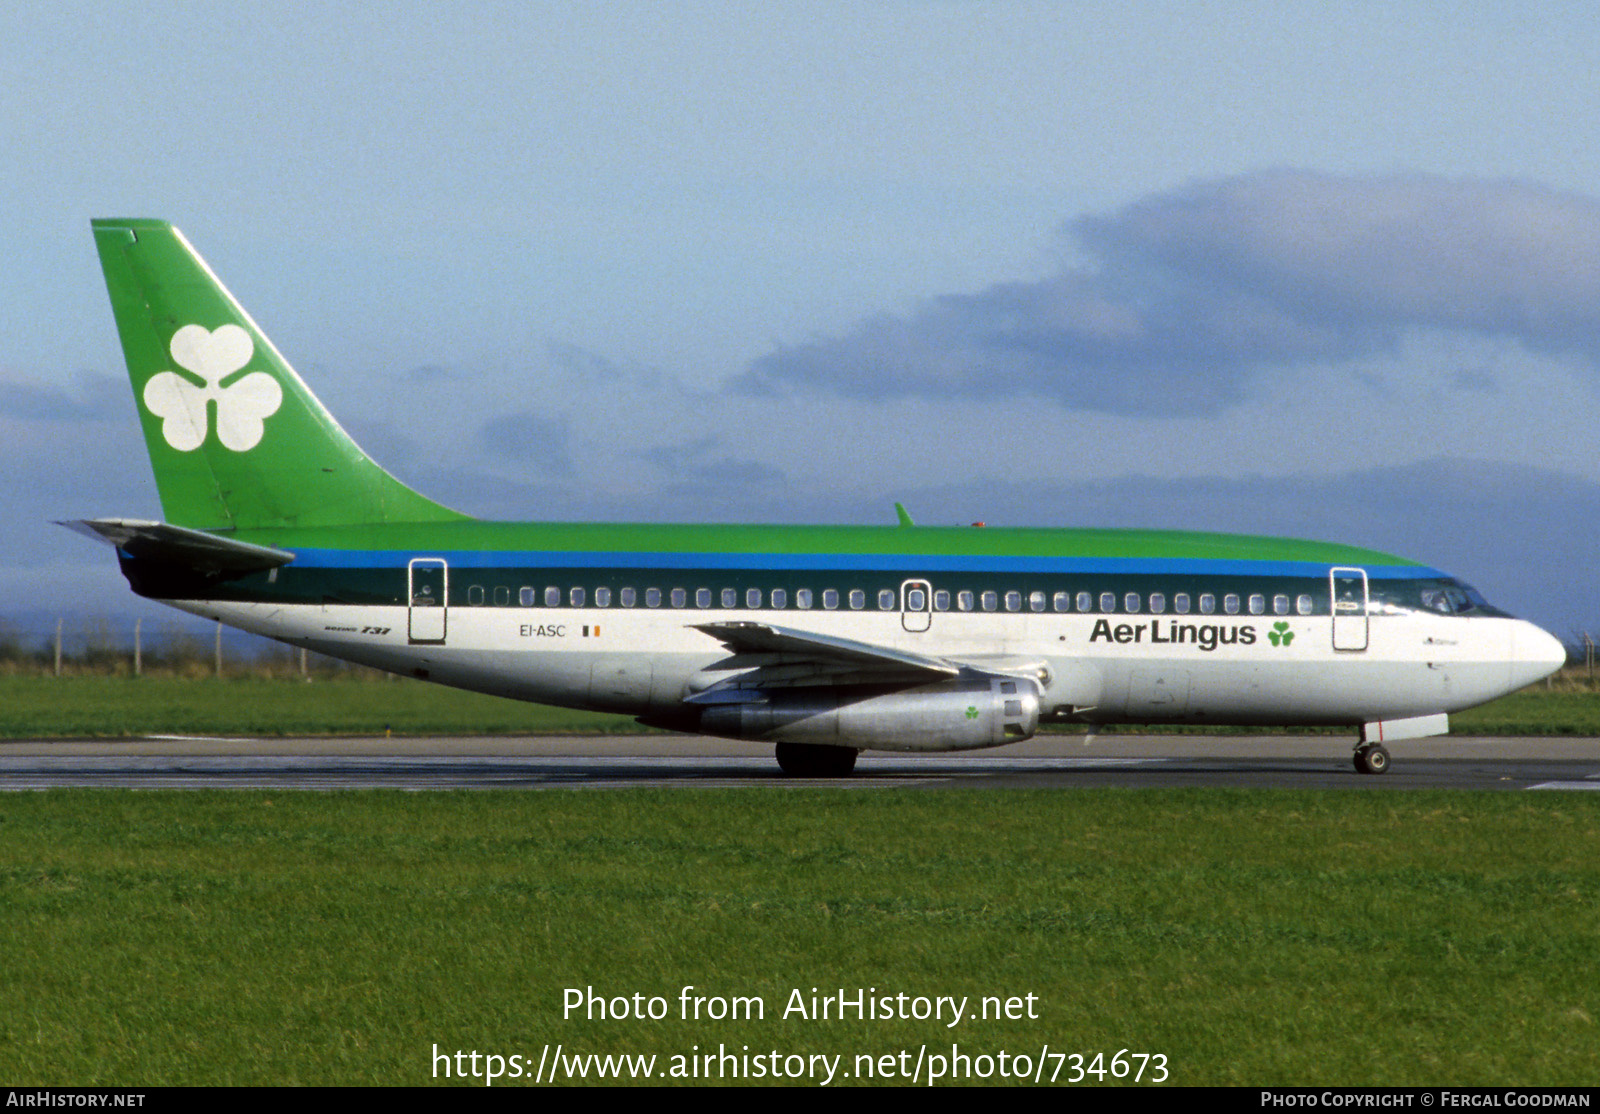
[1409,579,1499,616]
[1420,587,1472,614]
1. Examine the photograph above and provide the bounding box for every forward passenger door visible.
[1330,567,1368,652]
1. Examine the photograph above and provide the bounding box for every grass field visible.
[0,674,644,738]
[3,672,1596,1086]
[1,671,1597,738]
[0,789,1596,1086]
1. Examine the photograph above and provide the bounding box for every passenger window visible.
[720,587,736,608]
[1053,591,1070,612]
[519,587,535,607]
[848,589,865,610]
[671,588,686,608]
[1296,594,1313,615]
[796,588,813,609]
[493,586,510,606]
[620,587,637,607]
[906,587,926,610]
[823,589,839,610]
[1199,593,1215,614]
[771,588,787,609]
[570,587,586,608]
[1224,594,1240,614]
[1029,591,1045,612]
[1100,592,1116,613]
[696,588,711,608]
[933,590,950,611]
[645,588,661,607]
[594,587,611,608]
[468,585,485,606]
[1248,594,1263,615]
[981,591,998,612]
[747,587,762,609]
[1273,594,1289,615]
[958,591,974,611]
[1004,591,1021,612]
[1174,593,1191,614]
[1076,591,1092,612]
[879,589,896,610]
[1149,592,1166,614]
[545,586,560,607]
[1125,592,1141,613]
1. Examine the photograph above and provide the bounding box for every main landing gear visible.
[775,742,859,778]
[1353,743,1391,776]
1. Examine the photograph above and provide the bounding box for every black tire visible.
[1354,744,1391,775]
[775,742,859,777]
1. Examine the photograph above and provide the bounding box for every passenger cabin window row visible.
[468,582,1323,615]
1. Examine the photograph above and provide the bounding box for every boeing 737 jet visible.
[68,220,1567,776]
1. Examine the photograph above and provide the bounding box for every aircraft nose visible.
[1510,621,1567,690]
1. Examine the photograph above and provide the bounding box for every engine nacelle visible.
[696,675,1041,752]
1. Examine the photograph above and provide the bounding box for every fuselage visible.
[122,518,1566,748]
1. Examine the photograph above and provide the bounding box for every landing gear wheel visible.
[1354,744,1390,775]
[775,742,859,778]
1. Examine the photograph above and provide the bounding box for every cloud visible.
[0,372,124,422]
[545,341,626,383]
[642,436,786,488]
[741,171,1600,415]
[477,413,573,475]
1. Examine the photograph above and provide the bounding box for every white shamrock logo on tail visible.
[143,324,284,451]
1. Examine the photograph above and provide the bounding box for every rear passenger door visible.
[408,557,448,644]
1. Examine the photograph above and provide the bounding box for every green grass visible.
[1452,686,1600,734]
[1,673,1596,738]
[0,790,1595,1085]
[0,675,645,737]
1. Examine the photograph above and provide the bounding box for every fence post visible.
[54,618,62,677]
[215,620,223,679]
[134,618,142,677]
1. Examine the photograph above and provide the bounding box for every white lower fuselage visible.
[164,594,1563,750]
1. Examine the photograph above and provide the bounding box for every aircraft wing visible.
[59,518,295,575]
[692,620,958,674]
[686,620,962,704]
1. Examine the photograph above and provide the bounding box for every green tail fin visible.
[92,219,467,531]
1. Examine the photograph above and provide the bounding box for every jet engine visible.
[695,674,1040,752]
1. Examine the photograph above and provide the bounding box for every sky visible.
[5,1,1600,648]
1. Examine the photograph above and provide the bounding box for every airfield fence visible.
[0,616,391,680]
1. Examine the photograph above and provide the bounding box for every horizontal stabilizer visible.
[59,518,295,575]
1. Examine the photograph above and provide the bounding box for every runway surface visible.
[2,734,1597,790]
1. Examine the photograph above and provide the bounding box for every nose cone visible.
[1510,621,1568,690]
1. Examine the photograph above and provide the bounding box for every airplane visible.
[67,219,1568,777]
